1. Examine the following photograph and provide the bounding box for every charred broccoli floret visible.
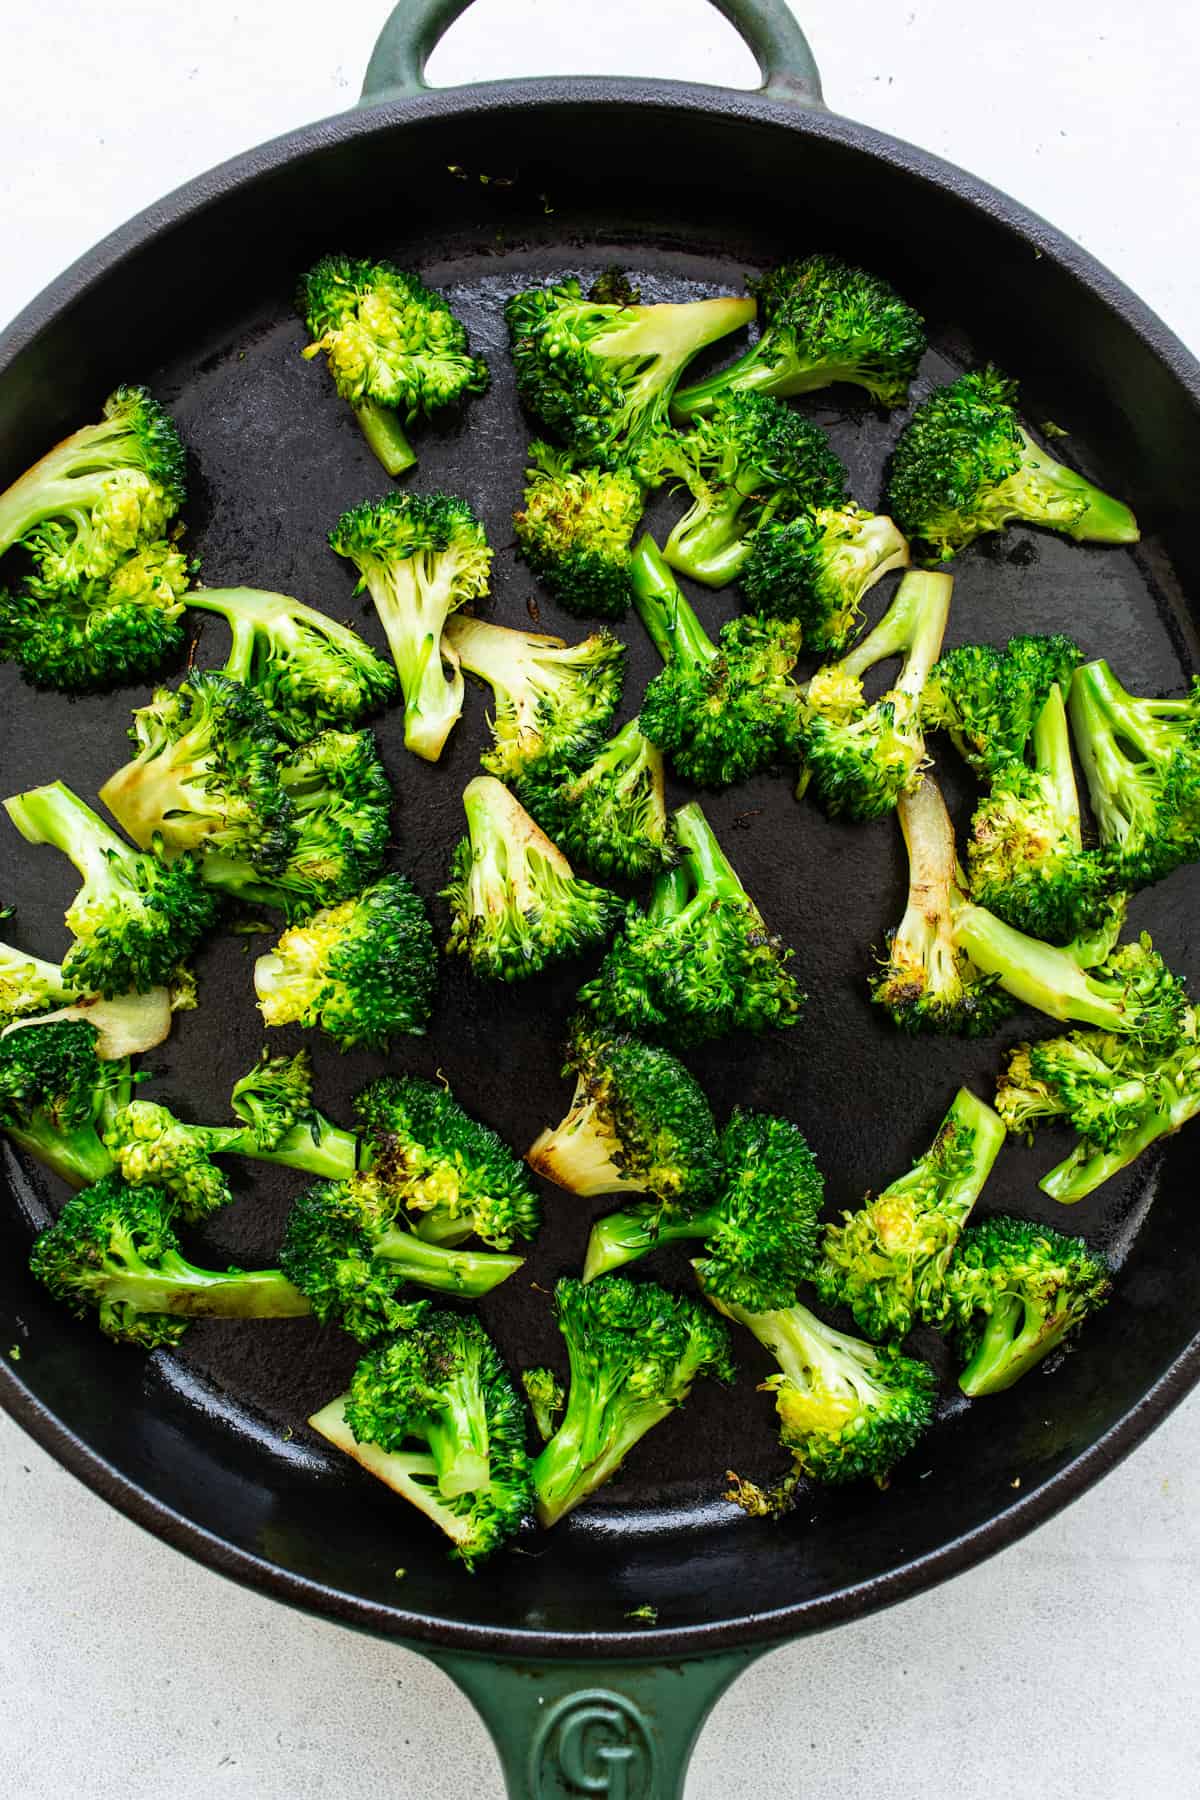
[442,777,622,982]
[922,633,1083,778]
[527,1021,721,1202]
[740,504,910,654]
[887,367,1138,561]
[328,491,491,762]
[531,1276,734,1526]
[0,1020,128,1188]
[505,276,755,480]
[512,443,644,619]
[443,614,625,781]
[5,782,217,998]
[817,1087,1006,1339]
[580,801,803,1045]
[944,1216,1111,1395]
[516,717,672,882]
[297,254,488,476]
[632,535,804,786]
[254,874,437,1051]
[673,253,926,417]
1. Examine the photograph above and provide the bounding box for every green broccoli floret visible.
[709,1285,936,1490]
[505,277,755,480]
[584,1109,822,1310]
[673,253,926,417]
[30,1173,312,1349]
[522,1367,566,1442]
[0,1020,128,1188]
[0,386,189,692]
[526,1020,721,1202]
[871,773,1013,1036]
[104,1049,358,1223]
[531,1275,734,1526]
[0,935,180,1058]
[354,1075,540,1252]
[589,268,642,307]
[740,504,910,654]
[580,801,803,1044]
[280,1174,523,1340]
[442,777,622,982]
[922,633,1083,777]
[517,717,672,882]
[1069,659,1200,890]
[967,684,1113,944]
[328,491,491,762]
[800,569,953,820]
[254,874,437,1051]
[658,393,847,588]
[944,1216,1111,1395]
[512,443,645,619]
[443,614,625,781]
[188,585,398,742]
[632,534,804,786]
[887,367,1138,561]
[816,1087,1006,1339]
[4,782,217,998]
[100,669,295,871]
[200,728,391,919]
[311,1313,532,1566]
[297,254,489,476]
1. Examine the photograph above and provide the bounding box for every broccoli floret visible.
[944,1216,1111,1395]
[632,534,804,786]
[522,1367,566,1441]
[922,633,1083,778]
[800,569,953,820]
[517,717,672,881]
[740,505,910,654]
[188,586,398,742]
[0,386,189,692]
[513,442,644,620]
[1069,660,1200,890]
[581,801,803,1044]
[673,253,926,417]
[328,491,491,762]
[5,782,217,998]
[526,1020,721,1202]
[100,669,295,871]
[30,1173,311,1349]
[589,268,642,307]
[0,1020,128,1188]
[584,1109,822,1310]
[505,277,755,480]
[531,1275,734,1526]
[442,777,622,982]
[104,1049,358,1223]
[280,1174,523,1340]
[311,1314,532,1566]
[871,773,1013,1036]
[709,1286,936,1489]
[297,254,488,476]
[200,728,391,919]
[354,1075,540,1252]
[816,1087,1006,1339]
[887,367,1138,561]
[658,393,846,588]
[443,614,626,781]
[0,936,179,1058]
[967,684,1113,944]
[254,874,437,1051]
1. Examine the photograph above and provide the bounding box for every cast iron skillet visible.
[3,3,1200,1793]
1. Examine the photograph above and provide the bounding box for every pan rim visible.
[3,74,1200,1658]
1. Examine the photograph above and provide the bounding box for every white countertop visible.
[3,4,1199,1794]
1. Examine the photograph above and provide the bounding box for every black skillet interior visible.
[2,96,1199,1654]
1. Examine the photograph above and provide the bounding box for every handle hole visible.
[424,0,761,89]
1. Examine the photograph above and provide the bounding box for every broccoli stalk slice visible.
[629,533,718,668]
[352,400,417,477]
[526,1078,652,1198]
[309,1396,485,1547]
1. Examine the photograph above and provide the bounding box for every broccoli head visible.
[517,717,672,882]
[922,633,1083,778]
[740,504,910,655]
[0,1019,128,1189]
[887,367,1138,560]
[512,442,644,620]
[297,254,488,476]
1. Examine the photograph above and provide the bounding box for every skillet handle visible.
[426,1645,760,1798]
[361,0,824,108]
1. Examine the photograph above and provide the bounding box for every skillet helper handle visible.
[428,1646,760,1798]
[361,0,824,107]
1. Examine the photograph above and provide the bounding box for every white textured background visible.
[3,4,1200,1795]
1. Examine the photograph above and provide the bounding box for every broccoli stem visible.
[671,801,744,902]
[4,1122,114,1190]
[532,1376,672,1527]
[1068,659,1191,845]
[582,1202,717,1282]
[526,1086,651,1199]
[629,535,718,668]
[463,772,573,904]
[6,782,137,892]
[0,457,121,558]
[664,488,757,588]
[954,903,1141,1030]
[1009,433,1139,544]
[104,1257,312,1320]
[371,1226,522,1297]
[352,400,418,477]
[956,1281,1086,1397]
[835,569,953,694]
[363,559,465,762]
[1032,683,1084,846]
[1041,1081,1200,1204]
[202,1118,358,1181]
[309,1396,480,1547]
